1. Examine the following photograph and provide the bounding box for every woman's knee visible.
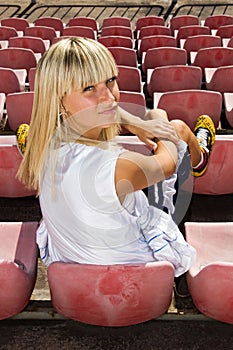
[170,119,190,142]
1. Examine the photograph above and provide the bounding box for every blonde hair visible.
[17,37,119,191]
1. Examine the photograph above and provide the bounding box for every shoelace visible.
[196,127,210,149]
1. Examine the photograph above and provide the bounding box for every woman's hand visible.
[119,107,179,151]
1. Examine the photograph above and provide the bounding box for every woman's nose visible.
[98,84,115,102]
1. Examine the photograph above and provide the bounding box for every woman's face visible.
[62,76,120,139]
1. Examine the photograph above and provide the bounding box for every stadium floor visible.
[0,0,233,348]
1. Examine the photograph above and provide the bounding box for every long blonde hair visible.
[17,37,119,191]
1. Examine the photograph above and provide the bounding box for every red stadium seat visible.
[68,17,99,32]
[205,65,233,94]
[142,47,187,74]
[0,135,36,197]
[101,26,133,38]
[138,25,171,39]
[25,26,57,45]
[138,35,177,59]
[98,36,133,48]
[117,65,142,92]
[0,67,26,94]
[216,24,233,38]
[0,48,37,76]
[1,17,30,34]
[0,221,38,320]
[47,261,174,326]
[102,17,131,28]
[204,14,233,29]
[62,26,96,40]
[119,91,146,119]
[9,36,47,55]
[182,135,233,194]
[34,16,64,35]
[135,16,165,32]
[153,89,222,130]
[183,35,222,62]
[185,221,233,324]
[0,26,18,40]
[147,65,202,97]
[169,15,199,35]
[108,47,138,67]
[6,91,34,132]
[176,25,210,46]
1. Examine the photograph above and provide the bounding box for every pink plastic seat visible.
[6,91,34,132]
[224,92,233,128]
[0,48,37,76]
[176,25,210,46]
[0,135,36,197]
[216,24,233,38]
[0,26,18,40]
[205,65,233,94]
[1,18,30,34]
[182,135,233,194]
[68,17,99,32]
[154,89,222,130]
[8,36,47,55]
[28,67,36,91]
[0,221,38,320]
[183,35,222,62]
[62,26,96,39]
[108,47,138,67]
[185,221,233,324]
[138,35,177,60]
[0,93,6,122]
[34,16,64,35]
[135,16,165,32]
[204,14,233,30]
[98,36,133,48]
[102,17,131,28]
[138,25,171,39]
[117,65,142,92]
[119,91,146,119]
[101,26,133,38]
[142,47,187,74]
[25,26,57,45]
[147,65,202,96]
[0,67,25,94]
[47,261,174,326]
[169,15,199,35]
[191,47,233,74]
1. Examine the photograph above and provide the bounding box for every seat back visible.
[6,91,34,132]
[0,68,22,95]
[0,48,37,75]
[183,35,222,62]
[155,89,222,130]
[119,91,146,119]
[135,16,165,32]
[138,25,171,39]
[0,26,18,40]
[0,135,36,197]
[216,24,233,38]
[117,66,142,92]
[8,36,47,55]
[192,47,233,73]
[25,26,57,44]
[147,65,202,96]
[142,47,187,74]
[101,26,133,38]
[102,17,131,28]
[182,135,233,194]
[204,14,233,29]
[98,36,133,48]
[169,15,199,35]
[34,16,64,35]
[138,35,177,59]
[1,18,29,33]
[206,65,233,94]
[176,25,210,46]
[68,17,98,32]
[62,26,96,39]
[47,261,174,326]
[108,47,138,67]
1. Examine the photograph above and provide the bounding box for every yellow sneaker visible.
[16,123,29,155]
[192,115,216,177]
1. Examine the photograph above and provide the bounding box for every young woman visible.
[18,37,215,276]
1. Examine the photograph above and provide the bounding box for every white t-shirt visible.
[37,141,195,277]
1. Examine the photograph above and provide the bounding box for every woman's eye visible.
[106,76,117,85]
[83,85,94,92]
